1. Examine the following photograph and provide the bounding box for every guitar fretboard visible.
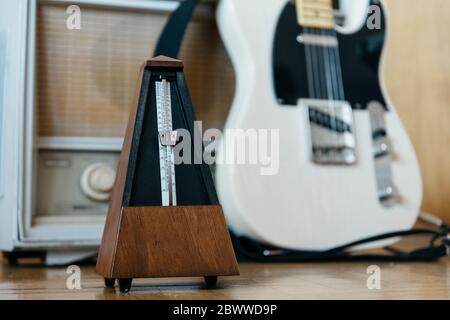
[296,0,334,29]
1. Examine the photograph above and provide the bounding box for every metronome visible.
[96,56,239,293]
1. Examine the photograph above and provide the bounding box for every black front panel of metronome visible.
[126,68,217,207]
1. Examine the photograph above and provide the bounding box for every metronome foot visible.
[118,278,133,293]
[104,278,116,288]
[204,276,218,288]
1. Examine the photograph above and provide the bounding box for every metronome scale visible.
[96,56,239,293]
[156,78,177,206]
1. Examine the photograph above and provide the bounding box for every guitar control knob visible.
[80,163,116,201]
[374,142,390,158]
[378,185,400,207]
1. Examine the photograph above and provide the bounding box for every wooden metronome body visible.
[96,56,239,293]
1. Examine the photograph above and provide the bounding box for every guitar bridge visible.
[302,99,357,165]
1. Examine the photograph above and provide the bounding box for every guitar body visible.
[216,0,422,250]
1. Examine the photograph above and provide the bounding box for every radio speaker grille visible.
[36,2,234,138]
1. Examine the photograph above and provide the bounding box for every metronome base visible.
[107,276,218,293]
[96,205,239,292]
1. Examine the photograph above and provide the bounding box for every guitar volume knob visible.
[374,141,390,158]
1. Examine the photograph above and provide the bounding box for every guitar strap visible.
[154,0,200,57]
[153,0,450,262]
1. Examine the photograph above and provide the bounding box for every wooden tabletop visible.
[1,256,449,300]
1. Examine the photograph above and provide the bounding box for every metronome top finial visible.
[146,55,184,68]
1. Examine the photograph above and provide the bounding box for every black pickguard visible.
[273,1,387,110]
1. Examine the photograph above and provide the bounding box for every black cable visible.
[232,226,450,262]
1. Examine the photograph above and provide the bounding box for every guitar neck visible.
[296,0,335,30]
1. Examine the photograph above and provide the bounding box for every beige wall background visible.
[384,0,450,222]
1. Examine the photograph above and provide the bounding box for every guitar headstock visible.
[296,0,335,29]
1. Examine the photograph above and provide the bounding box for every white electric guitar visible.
[215,0,422,250]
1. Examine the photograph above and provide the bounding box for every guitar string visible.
[322,26,340,199]
[301,9,347,194]
[331,29,345,100]
[301,6,346,98]
[304,27,325,198]
[325,28,340,151]
[304,27,345,160]
[312,28,334,154]
[327,28,340,101]
[325,28,346,141]
[328,28,346,161]
[320,28,334,101]
[310,27,331,202]
[309,28,322,100]
[319,28,337,152]
[304,29,316,99]
[321,27,335,221]
[317,30,328,100]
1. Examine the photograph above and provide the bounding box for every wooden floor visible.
[1,254,450,299]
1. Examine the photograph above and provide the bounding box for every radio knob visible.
[80,163,116,201]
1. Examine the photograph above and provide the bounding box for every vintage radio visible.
[0,0,233,264]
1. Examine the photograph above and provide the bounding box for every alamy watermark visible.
[172,122,280,176]
[66,265,82,290]
[366,265,381,290]
[367,4,382,30]
[66,5,81,30]
[65,3,383,32]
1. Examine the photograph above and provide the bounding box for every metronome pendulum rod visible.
[156,78,178,206]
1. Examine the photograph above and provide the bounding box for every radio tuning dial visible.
[80,163,116,201]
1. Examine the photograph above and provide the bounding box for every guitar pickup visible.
[302,99,357,165]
